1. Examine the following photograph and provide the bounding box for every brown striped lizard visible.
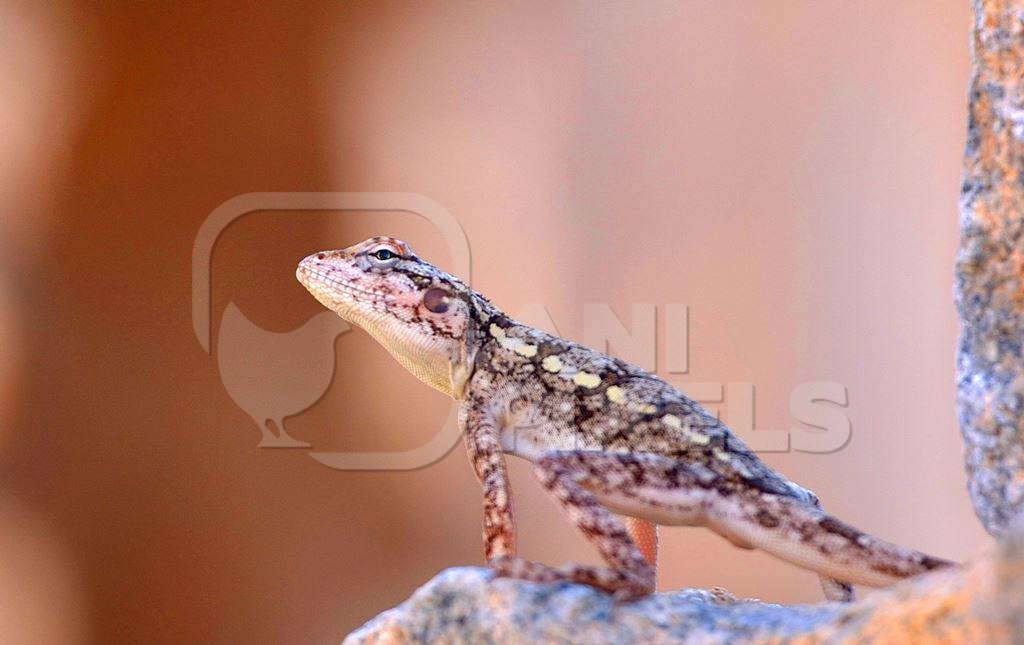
[297,236,954,601]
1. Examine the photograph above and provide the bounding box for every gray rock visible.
[345,547,1023,642]
[344,567,839,644]
[957,0,1024,536]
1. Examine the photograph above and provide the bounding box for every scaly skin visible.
[297,237,954,601]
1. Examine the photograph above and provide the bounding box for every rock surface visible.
[957,0,1024,537]
[345,568,832,643]
[345,541,1020,644]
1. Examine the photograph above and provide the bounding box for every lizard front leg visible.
[460,396,602,591]
[459,395,516,560]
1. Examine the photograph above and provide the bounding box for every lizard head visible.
[296,236,479,398]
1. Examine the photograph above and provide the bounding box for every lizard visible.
[296,236,955,601]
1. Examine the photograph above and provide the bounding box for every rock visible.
[345,539,1021,644]
[957,0,1024,536]
[344,567,835,643]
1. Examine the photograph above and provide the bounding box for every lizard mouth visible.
[297,267,395,305]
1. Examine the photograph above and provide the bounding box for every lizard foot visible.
[488,556,654,601]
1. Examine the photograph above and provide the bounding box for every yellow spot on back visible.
[489,323,505,339]
[541,355,563,373]
[514,344,538,358]
[686,430,710,445]
[638,404,657,415]
[573,372,602,389]
[664,413,711,444]
[605,385,626,404]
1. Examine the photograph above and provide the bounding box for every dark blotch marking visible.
[818,516,866,545]
[920,554,954,571]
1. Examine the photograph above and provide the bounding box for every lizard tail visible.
[712,492,955,589]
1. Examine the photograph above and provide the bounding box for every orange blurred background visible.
[0,2,983,642]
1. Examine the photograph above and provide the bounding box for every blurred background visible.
[0,1,982,642]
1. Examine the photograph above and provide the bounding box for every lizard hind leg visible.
[505,450,746,600]
[499,450,725,600]
[517,450,947,602]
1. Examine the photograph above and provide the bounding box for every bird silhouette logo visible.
[216,302,350,447]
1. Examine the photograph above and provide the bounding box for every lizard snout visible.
[296,252,333,288]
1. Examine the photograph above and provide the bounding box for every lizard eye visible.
[371,248,397,262]
[423,287,451,314]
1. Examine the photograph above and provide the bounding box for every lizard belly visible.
[592,486,707,527]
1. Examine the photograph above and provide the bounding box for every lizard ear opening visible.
[423,287,451,314]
